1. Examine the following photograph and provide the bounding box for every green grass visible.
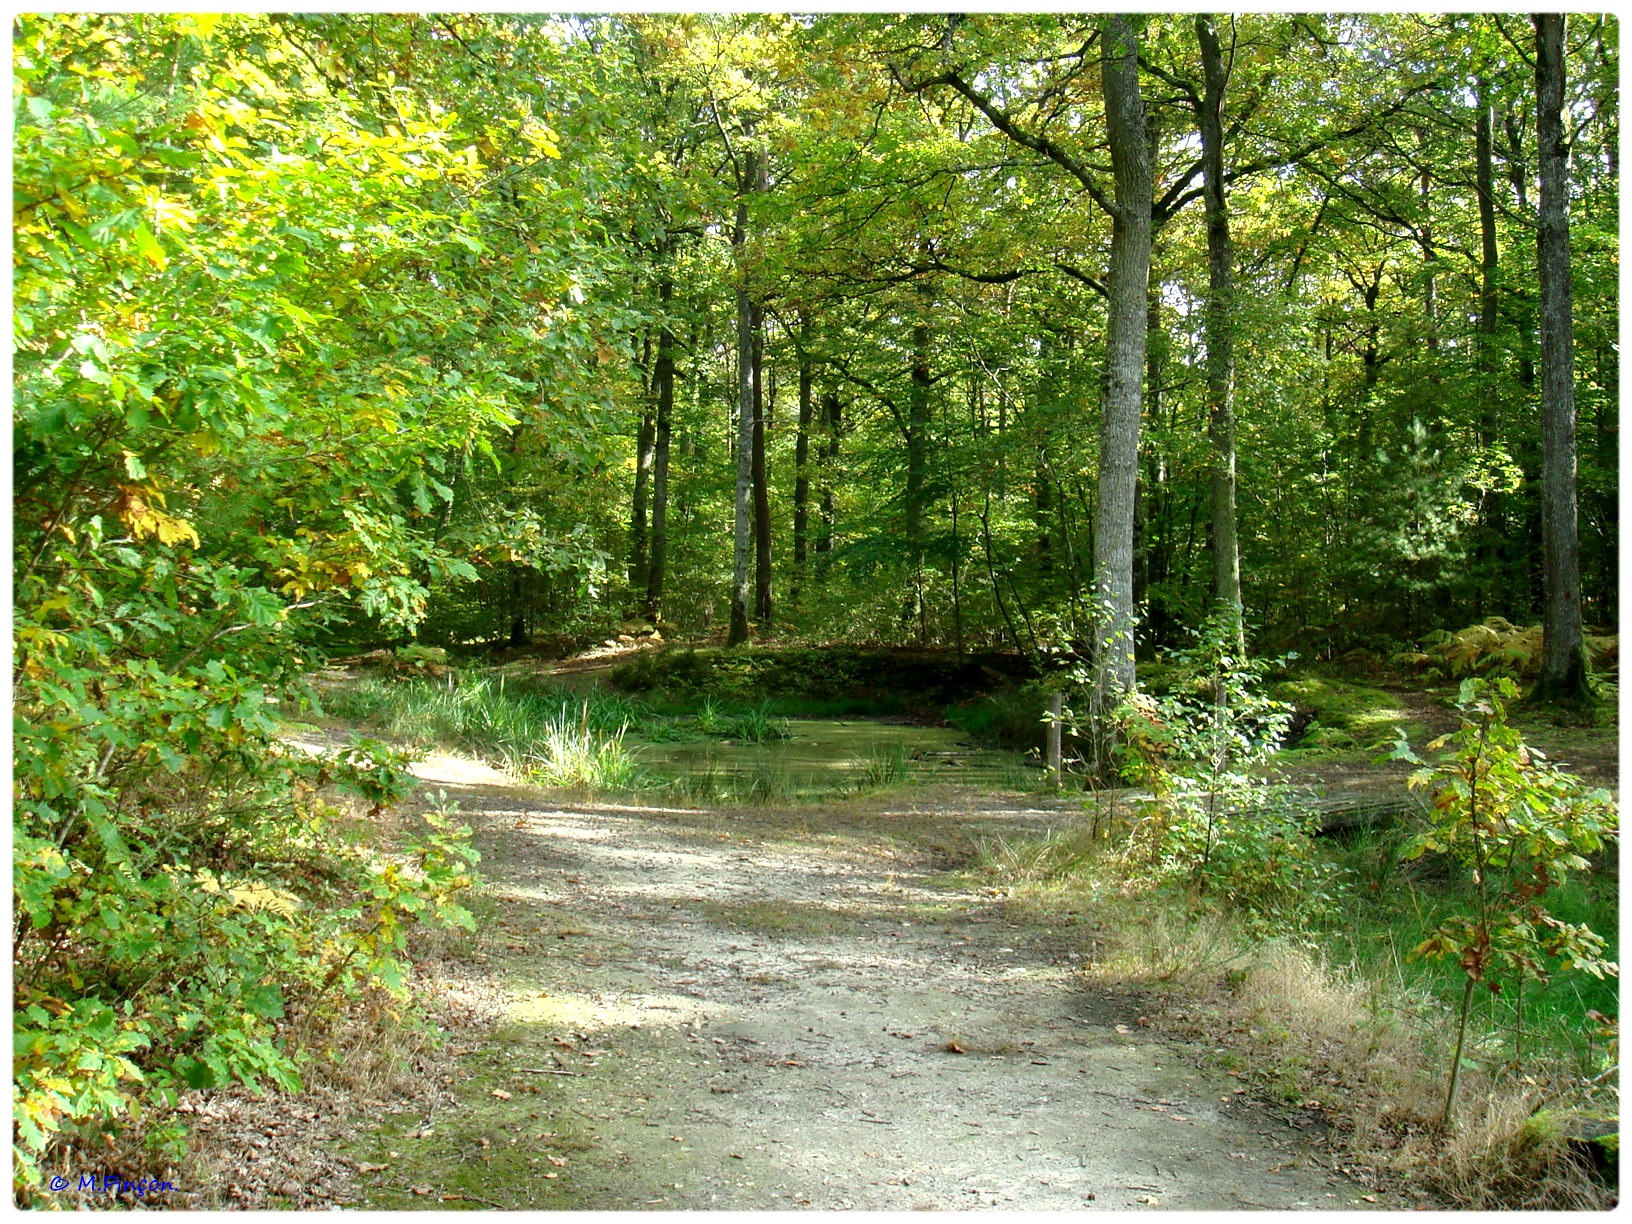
[322,675,653,770]
[322,675,811,766]
[1321,824,1618,1074]
[526,712,653,792]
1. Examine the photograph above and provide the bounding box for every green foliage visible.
[526,713,653,792]
[12,736,479,1199]
[1413,618,1619,684]
[1387,677,1618,1123]
[692,698,793,743]
[1117,612,1344,931]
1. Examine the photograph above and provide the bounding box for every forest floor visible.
[243,742,1427,1210]
[192,662,1613,1211]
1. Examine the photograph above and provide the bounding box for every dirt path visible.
[335,759,1408,1212]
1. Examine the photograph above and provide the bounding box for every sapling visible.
[1387,677,1617,1127]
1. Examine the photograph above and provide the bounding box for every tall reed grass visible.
[322,676,652,779]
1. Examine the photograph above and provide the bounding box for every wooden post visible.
[1047,691,1064,789]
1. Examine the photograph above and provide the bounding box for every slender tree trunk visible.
[630,330,655,599]
[905,271,934,641]
[644,269,675,624]
[751,298,772,627]
[1502,106,1540,393]
[1033,331,1055,578]
[1474,80,1506,610]
[791,312,814,607]
[1531,14,1589,700]
[817,390,840,556]
[749,149,772,630]
[1090,14,1152,769]
[1196,14,1243,643]
[728,147,757,647]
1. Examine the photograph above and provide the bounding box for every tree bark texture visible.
[1092,14,1152,716]
[1531,14,1588,699]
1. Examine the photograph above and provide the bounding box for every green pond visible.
[628,718,1034,794]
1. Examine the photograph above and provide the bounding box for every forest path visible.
[342,763,1407,1211]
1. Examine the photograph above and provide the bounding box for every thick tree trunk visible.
[1196,14,1243,643]
[1091,14,1152,761]
[644,270,675,624]
[1531,14,1589,700]
[728,148,757,647]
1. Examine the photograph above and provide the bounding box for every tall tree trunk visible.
[1531,14,1588,700]
[1090,13,1152,767]
[750,151,772,630]
[1196,14,1243,643]
[1502,106,1540,393]
[791,312,814,606]
[629,333,655,602]
[1474,79,1506,610]
[904,271,934,640]
[817,390,841,556]
[751,297,772,627]
[728,146,757,647]
[644,268,675,624]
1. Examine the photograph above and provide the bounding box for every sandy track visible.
[349,761,1403,1212]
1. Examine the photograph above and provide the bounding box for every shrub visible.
[1385,677,1618,1126]
[1114,610,1345,933]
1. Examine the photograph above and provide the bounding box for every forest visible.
[11,11,1620,1210]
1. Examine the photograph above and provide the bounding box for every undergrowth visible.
[962,624,1619,1209]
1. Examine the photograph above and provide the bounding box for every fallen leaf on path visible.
[943,1041,966,1054]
